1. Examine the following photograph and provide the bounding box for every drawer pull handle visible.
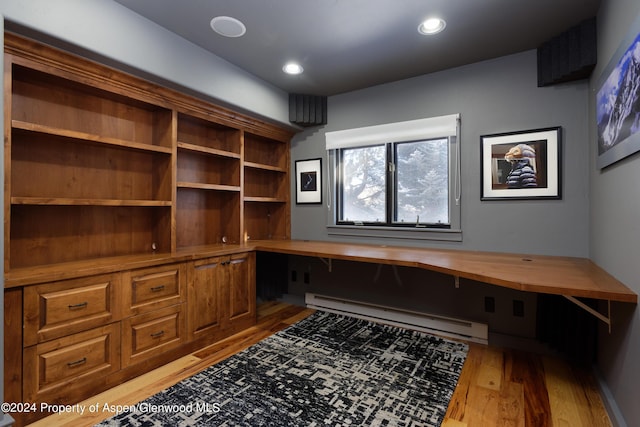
[68,302,88,310]
[150,330,165,338]
[67,357,87,368]
[150,285,165,292]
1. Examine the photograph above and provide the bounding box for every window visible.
[337,138,449,227]
[339,144,387,223]
[395,139,449,224]
[326,114,461,240]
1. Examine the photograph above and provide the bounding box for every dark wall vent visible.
[289,94,327,127]
[537,17,597,87]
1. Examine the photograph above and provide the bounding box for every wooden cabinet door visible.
[187,257,224,341]
[225,252,256,332]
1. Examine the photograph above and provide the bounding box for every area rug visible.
[96,310,468,426]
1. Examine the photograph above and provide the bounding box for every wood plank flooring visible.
[27,302,611,427]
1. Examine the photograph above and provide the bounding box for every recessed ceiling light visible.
[210,16,246,38]
[283,62,304,75]
[418,17,446,35]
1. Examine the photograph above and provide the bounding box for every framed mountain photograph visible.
[596,17,640,169]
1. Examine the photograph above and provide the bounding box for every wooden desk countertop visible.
[254,240,637,304]
[5,239,636,304]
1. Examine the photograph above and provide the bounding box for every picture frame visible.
[295,158,322,204]
[481,127,562,200]
[595,14,640,169]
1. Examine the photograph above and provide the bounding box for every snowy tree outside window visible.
[340,145,386,223]
[396,139,448,224]
[338,138,449,226]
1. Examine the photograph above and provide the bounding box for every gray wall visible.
[288,50,592,344]
[591,0,640,426]
[291,50,591,257]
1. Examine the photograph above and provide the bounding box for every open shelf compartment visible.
[176,188,241,249]
[244,201,289,241]
[177,113,241,156]
[9,205,171,269]
[11,64,173,151]
[10,129,173,203]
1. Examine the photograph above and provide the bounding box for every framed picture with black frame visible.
[295,158,322,204]
[481,127,562,200]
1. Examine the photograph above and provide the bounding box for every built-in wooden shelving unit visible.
[4,35,292,273]
[3,33,293,426]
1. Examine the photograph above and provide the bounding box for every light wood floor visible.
[28,302,611,427]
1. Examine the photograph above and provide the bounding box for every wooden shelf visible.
[243,132,290,240]
[11,197,172,207]
[177,150,240,190]
[244,168,288,200]
[244,197,287,203]
[10,204,172,268]
[244,132,287,170]
[13,121,173,154]
[11,130,173,203]
[177,142,240,159]
[176,189,241,249]
[11,64,174,151]
[244,203,289,241]
[177,113,240,155]
[177,183,241,192]
[244,161,287,173]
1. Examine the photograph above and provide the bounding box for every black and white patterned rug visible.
[97,311,468,426]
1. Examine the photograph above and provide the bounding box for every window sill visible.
[326,225,462,242]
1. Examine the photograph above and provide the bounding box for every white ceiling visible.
[114,0,600,96]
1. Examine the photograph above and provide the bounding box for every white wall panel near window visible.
[325,114,459,150]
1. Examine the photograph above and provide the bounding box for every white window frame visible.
[325,114,462,242]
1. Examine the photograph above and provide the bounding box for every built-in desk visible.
[253,239,637,330]
[5,239,636,329]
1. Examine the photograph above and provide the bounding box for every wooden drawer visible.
[24,274,121,346]
[122,303,186,367]
[23,323,120,402]
[125,264,185,316]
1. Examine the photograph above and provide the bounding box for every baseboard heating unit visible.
[305,293,488,344]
